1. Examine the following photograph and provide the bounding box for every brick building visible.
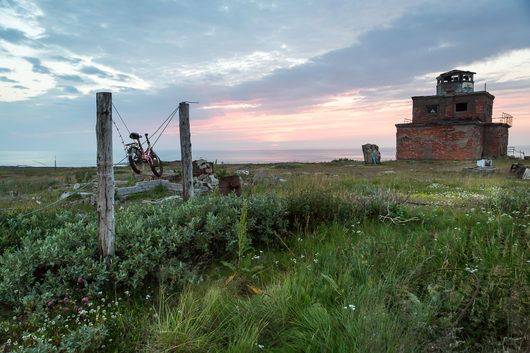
[396,70,511,160]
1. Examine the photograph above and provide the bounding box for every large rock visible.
[253,169,268,183]
[362,144,381,165]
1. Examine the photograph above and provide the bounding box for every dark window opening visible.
[426,104,439,114]
[455,103,468,112]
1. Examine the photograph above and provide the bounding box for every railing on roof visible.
[505,146,525,159]
[493,112,513,126]
[403,118,412,123]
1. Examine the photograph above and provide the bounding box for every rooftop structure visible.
[436,69,475,95]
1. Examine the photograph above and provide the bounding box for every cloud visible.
[115,73,130,81]
[213,0,530,115]
[201,101,262,110]
[24,57,51,74]
[0,1,151,102]
[169,51,308,86]
[58,85,80,94]
[0,0,45,39]
[0,76,17,83]
[80,65,110,78]
[0,27,29,43]
[56,74,84,82]
[51,55,82,64]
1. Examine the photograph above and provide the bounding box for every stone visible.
[236,170,250,176]
[253,169,268,183]
[463,166,496,173]
[362,144,381,165]
[193,159,214,177]
[73,183,81,190]
[60,192,72,200]
[209,175,218,186]
[476,159,492,167]
[142,195,181,204]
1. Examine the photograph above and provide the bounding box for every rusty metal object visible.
[510,163,529,179]
[219,175,242,196]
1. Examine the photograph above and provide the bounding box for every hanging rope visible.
[112,103,131,135]
[112,118,128,153]
[151,106,179,147]
[19,156,128,218]
[149,106,179,147]
[111,102,180,149]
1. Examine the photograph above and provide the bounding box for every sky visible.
[1,0,529,165]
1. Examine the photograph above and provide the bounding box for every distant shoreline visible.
[1,146,528,168]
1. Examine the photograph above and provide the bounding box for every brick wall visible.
[482,124,509,158]
[412,92,494,124]
[396,123,483,160]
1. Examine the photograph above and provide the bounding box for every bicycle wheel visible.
[149,150,163,177]
[128,146,142,174]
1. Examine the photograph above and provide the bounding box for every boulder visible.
[362,144,381,165]
[253,169,268,183]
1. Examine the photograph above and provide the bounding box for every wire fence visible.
[19,156,128,218]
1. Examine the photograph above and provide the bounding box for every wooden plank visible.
[96,92,115,259]
[179,102,194,201]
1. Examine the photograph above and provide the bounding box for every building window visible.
[455,103,468,112]
[426,105,438,114]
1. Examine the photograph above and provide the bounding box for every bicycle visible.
[126,132,163,177]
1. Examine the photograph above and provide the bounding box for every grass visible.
[0,158,528,352]
[144,206,528,352]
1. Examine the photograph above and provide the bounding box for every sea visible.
[1,147,396,167]
[1,146,529,167]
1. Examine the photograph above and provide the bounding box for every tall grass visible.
[146,194,528,353]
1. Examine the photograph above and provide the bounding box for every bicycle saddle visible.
[129,132,141,139]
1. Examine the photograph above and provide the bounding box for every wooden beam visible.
[96,92,115,259]
[179,102,194,201]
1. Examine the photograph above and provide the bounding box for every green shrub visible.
[0,195,289,311]
[0,210,86,253]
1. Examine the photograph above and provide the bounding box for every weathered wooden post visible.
[179,102,194,201]
[96,92,115,259]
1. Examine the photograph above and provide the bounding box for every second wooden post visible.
[96,92,115,259]
[179,102,194,201]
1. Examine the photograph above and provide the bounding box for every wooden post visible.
[179,102,194,201]
[96,92,115,259]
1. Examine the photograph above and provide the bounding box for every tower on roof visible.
[436,69,475,96]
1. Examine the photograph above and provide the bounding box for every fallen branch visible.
[378,214,420,224]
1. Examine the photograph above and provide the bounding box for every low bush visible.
[0,210,83,253]
[0,195,289,311]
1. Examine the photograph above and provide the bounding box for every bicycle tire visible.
[128,146,142,174]
[149,150,163,177]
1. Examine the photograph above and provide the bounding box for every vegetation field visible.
[0,159,528,352]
